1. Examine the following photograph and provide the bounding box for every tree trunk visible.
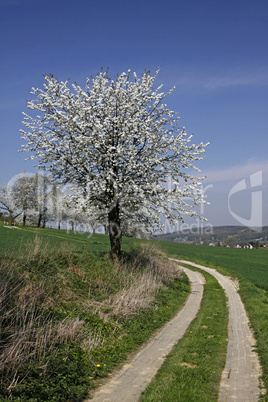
[8,212,14,225]
[42,211,47,228]
[37,213,42,228]
[23,212,26,226]
[108,199,122,260]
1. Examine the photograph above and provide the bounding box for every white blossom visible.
[20,68,209,257]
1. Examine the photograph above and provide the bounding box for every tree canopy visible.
[21,68,209,258]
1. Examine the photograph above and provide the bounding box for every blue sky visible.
[0,0,267,227]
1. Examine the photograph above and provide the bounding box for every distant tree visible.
[63,196,79,231]
[49,182,66,230]
[11,174,36,226]
[226,236,234,246]
[68,188,107,233]
[33,174,50,228]
[21,69,209,259]
[249,240,259,249]
[0,185,22,225]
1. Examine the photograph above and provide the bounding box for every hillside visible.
[155,225,268,246]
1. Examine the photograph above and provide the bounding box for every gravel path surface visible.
[177,260,264,402]
[87,260,265,401]
[87,267,205,402]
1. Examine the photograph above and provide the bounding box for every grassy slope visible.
[0,223,111,255]
[0,223,144,257]
[0,223,189,401]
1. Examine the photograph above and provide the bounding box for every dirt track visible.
[177,260,264,401]
[87,260,265,401]
[88,267,205,401]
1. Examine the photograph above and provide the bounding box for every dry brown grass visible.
[0,255,86,393]
[131,243,182,282]
[108,271,161,317]
[21,235,76,266]
[86,243,182,319]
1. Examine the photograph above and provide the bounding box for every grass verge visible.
[0,239,189,401]
[140,264,228,402]
[238,281,268,400]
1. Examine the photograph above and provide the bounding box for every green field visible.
[0,223,110,255]
[0,223,143,257]
[157,239,268,290]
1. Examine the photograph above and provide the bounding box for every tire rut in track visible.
[87,268,205,402]
[175,260,265,402]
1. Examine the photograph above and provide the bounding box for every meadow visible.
[0,222,267,401]
[158,240,268,290]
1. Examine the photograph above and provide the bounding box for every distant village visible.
[156,226,268,249]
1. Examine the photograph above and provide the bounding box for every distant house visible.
[244,244,253,249]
